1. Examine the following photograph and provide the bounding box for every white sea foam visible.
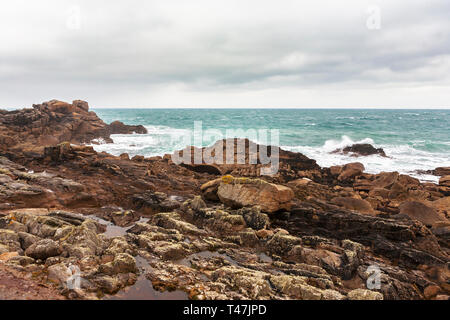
[91,129,449,183]
[283,136,450,183]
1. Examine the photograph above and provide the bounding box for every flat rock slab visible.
[217,176,294,213]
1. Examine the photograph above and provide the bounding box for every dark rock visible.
[108,121,147,135]
[334,144,387,157]
[25,239,61,260]
[131,192,180,214]
[238,206,270,230]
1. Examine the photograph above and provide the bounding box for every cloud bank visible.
[1,0,449,108]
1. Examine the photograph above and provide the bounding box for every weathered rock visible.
[433,167,450,176]
[190,196,207,212]
[7,255,35,266]
[210,266,272,299]
[25,239,61,260]
[153,212,206,236]
[439,176,450,187]
[99,253,137,276]
[347,288,383,300]
[338,163,365,182]
[173,138,319,179]
[423,285,440,299]
[288,179,336,202]
[334,143,387,157]
[0,229,22,252]
[153,242,191,260]
[1,99,449,301]
[284,206,447,268]
[108,121,147,135]
[47,263,72,286]
[18,232,41,250]
[0,252,19,262]
[131,192,180,214]
[372,172,399,189]
[399,201,444,226]
[267,232,302,255]
[331,197,374,215]
[238,206,269,230]
[92,276,121,294]
[0,100,150,156]
[200,179,221,201]
[270,274,343,300]
[217,176,294,213]
[0,244,8,254]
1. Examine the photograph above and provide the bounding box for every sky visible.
[1,0,450,109]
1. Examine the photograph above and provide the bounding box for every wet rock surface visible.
[333,143,387,157]
[0,101,449,300]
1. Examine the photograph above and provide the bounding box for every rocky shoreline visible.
[0,100,449,300]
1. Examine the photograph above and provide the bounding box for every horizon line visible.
[3,105,450,111]
[91,106,450,110]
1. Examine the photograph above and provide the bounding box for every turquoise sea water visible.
[92,109,450,182]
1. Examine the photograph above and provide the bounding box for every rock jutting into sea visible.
[332,143,388,157]
[0,100,449,300]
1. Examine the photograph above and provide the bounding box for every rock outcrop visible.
[0,100,449,301]
[333,143,387,157]
[214,176,294,213]
[172,138,320,179]
[108,121,147,135]
[0,100,147,156]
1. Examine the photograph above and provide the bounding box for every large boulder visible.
[217,176,294,213]
[108,121,147,134]
[433,167,450,176]
[334,144,387,157]
[347,289,383,300]
[99,253,137,275]
[25,239,61,260]
[200,178,222,201]
[439,176,450,187]
[338,163,365,182]
[371,172,399,189]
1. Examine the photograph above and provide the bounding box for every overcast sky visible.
[1,0,450,108]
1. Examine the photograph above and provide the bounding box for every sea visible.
[91,109,450,183]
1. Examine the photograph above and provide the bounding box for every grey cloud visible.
[0,0,449,108]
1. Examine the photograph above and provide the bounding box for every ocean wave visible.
[283,138,450,183]
[90,124,449,183]
[322,136,374,152]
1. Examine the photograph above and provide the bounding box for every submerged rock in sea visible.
[108,121,148,135]
[333,143,387,157]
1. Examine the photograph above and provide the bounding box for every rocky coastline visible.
[0,100,449,300]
